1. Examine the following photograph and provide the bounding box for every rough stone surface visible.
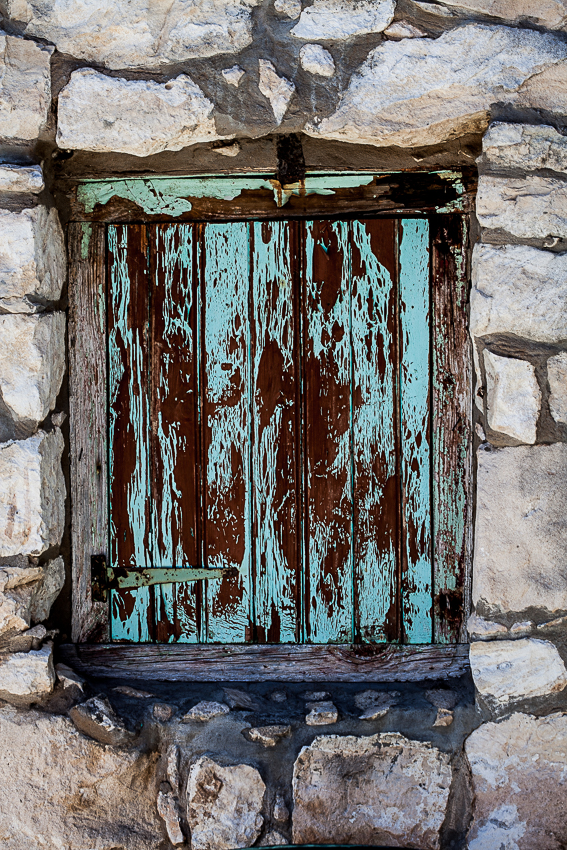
[483,350,540,444]
[187,756,266,850]
[152,702,174,722]
[384,20,427,37]
[477,174,567,240]
[467,612,508,640]
[0,207,66,314]
[354,689,399,719]
[247,724,291,746]
[274,0,301,17]
[482,121,567,175]
[167,744,181,792]
[425,689,459,710]
[308,24,567,148]
[113,685,154,699]
[258,60,295,125]
[0,702,161,849]
[29,555,64,622]
[0,428,65,557]
[57,69,220,157]
[305,701,338,725]
[291,0,395,40]
[273,793,289,823]
[292,733,452,849]
[157,790,184,846]
[299,43,335,76]
[547,351,567,425]
[0,643,54,696]
[5,0,260,70]
[0,32,52,141]
[182,700,230,721]
[470,639,567,706]
[69,695,135,747]
[471,244,567,344]
[0,312,65,433]
[263,831,289,845]
[222,65,245,87]
[419,0,567,28]
[0,622,45,654]
[474,444,567,616]
[0,562,42,635]
[433,708,454,727]
[223,687,258,709]
[0,164,43,194]
[466,712,567,850]
[55,662,85,696]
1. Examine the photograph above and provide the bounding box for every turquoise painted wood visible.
[399,219,432,644]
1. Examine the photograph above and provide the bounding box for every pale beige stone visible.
[274,0,301,17]
[518,60,567,116]
[482,122,567,175]
[0,313,65,431]
[55,662,85,694]
[263,831,289,845]
[166,744,181,792]
[187,756,265,850]
[467,612,508,641]
[477,174,567,239]
[29,555,64,621]
[509,620,534,637]
[0,564,43,592]
[221,65,245,87]
[0,164,43,194]
[470,639,567,706]
[0,643,54,695]
[0,702,161,849]
[305,701,338,725]
[299,43,335,76]
[433,708,454,727]
[182,700,230,721]
[471,244,567,344]
[547,351,567,425]
[416,0,567,27]
[5,0,260,70]
[57,69,220,157]
[466,712,567,850]
[0,583,35,635]
[0,428,65,557]
[292,733,452,849]
[0,207,65,313]
[483,350,540,444]
[258,60,295,125]
[69,695,134,747]
[247,724,291,746]
[0,33,52,141]
[308,25,567,148]
[157,790,184,846]
[291,0,394,39]
[474,444,567,616]
[384,20,428,38]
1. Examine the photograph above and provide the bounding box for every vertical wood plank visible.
[303,220,353,644]
[432,215,472,643]
[108,225,152,642]
[151,224,200,643]
[351,219,399,643]
[251,221,299,643]
[69,222,109,643]
[202,223,252,643]
[399,218,432,644]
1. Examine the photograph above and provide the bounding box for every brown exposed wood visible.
[69,222,109,642]
[432,216,473,644]
[59,641,470,682]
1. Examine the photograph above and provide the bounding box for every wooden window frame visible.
[64,170,474,682]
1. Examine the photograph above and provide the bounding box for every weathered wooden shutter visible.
[102,217,447,645]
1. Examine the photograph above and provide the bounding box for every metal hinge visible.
[91,556,238,603]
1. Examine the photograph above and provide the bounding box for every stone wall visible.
[0,1,566,848]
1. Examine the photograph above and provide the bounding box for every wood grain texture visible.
[59,641,470,682]
[69,222,109,643]
[399,219,432,645]
[431,216,473,644]
[107,225,152,642]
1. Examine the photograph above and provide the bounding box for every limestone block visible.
[477,174,567,239]
[0,164,43,194]
[471,244,567,344]
[0,643,54,696]
[290,0,395,40]
[547,351,567,425]
[482,122,567,175]
[0,313,65,431]
[57,69,220,157]
[307,24,567,148]
[0,33,52,141]
[299,44,335,76]
[187,756,266,850]
[416,0,567,28]
[470,639,567,706]
[258,60,295,125]
[29,555,64,621]
[4,0,260,70]
[474,444,567,615]
[0,428,65,557]
[69,695,135,747]
[483,350,540,444]
[0,702,161,849]
[466,712,567,850]
[0,207,65,313]
[292,733,452,849]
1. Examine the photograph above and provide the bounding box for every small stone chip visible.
[223,687,258,710]
[433,708,454,727]
[302,690,329,701]
[274,0,301,18]
[221,65,245,87]
[354,689,399,712]
[182,700,230,722]
[69,695,134,747]
[246,724,291,747]
[270,689,287,703]
[113,685,154,699]
[358,705,390,721]
[425,688,458,710]
[167,744,181,792]
[263,829,289,845]
[273,793,289,823]
[55,663,85,696]
[152,702,174,722]
[157,790,185,846]
[305,701,338,726]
